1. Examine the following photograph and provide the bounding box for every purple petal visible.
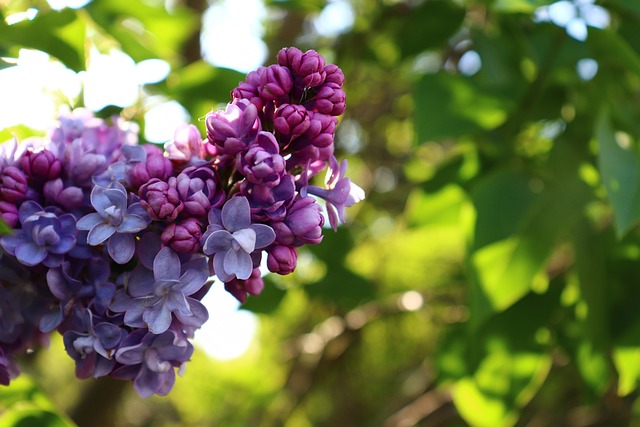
[123,299,148,327]
[90,186,113,214]
[326,203,339,232]
[213,251,233,282]
[222,196,251,232]
[143,303,173,334]
[127,265,155,297]
[178,266,208,296]
[108,233,135,264]
[18,201,42,224]
[49,235,76,254]
[153,247,181,281]
[137,233,161,270]
[116,343,145,365]
[225,249,253,280]
[95,322,122,350]
[117,215,148,233]
[251,224,276,249]
[166,292,191,317]
[176,298,208,328]
[15,242,47,266]
[232,228,256,253]
[76,213,104,231]
[203,230,233,255]
[87,222,116,245]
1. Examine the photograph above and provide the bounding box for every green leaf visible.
[394,0,466,57]
[596,111,640,238]
[241,275,287,314]
[414,73,510,142]
[0,407,76,427]
[588,28,640,76]
[0,9,85,71]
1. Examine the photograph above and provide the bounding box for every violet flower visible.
[306,156,365,231]
[20,149,62,182]
[76,182,150,264]
[138,177,184,222]
[0,201,77,267]
[114,330,193,398]
[201,196,275,281]
[236,132,286,187]
[118,247,209,334]
[205,99,261,157]
[223,267,264,303]
[0,166,27,203]
[164,124,207,167]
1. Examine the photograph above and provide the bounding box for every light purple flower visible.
[0,166,27,203]
[119,247,209,334]
[267,245,297,275]
[175,165,225,217]
[236,132,285,187]
[306,156,365,231]
[76,182,150,264]
[161,218,203,254]
[202,196,275,281]
[129,145,173,191]
[164,124,207,167]
[20,149,62,182]
[138,177,184,222]
[0,201,77,267]
[205,99,261,157]
[43,178,84,210]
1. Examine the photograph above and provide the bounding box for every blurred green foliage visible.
[4,0,640,425]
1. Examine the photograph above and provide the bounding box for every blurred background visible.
[2,0,640,426]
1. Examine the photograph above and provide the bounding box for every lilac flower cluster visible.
[0,47,364,397]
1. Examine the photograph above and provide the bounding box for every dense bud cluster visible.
[0,47,364,397]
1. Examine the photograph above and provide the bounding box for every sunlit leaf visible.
[596,111,640,238]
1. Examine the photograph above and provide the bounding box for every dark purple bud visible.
[294,50,326,88]
[237,132,285,187]
[130,146,173,190]
[259,64,293,103]
[324,64,345,86]
[161,218,203,254]
[0,166,27,203]
[231,67,265,110]
[0,201,18,228]
[277,47,303,70]
[285,196,324,245]
[139,177,183,222]
[267,245,297,275]
[274,104,310,145]
[223,268,264,303]
[305,112,337,148]
[43,179,84,210]
[307,82,346,116]
[20,149,62,182]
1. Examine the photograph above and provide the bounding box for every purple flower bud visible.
[0,166,27,203]
[295,50,326,88]
[231,67,265,110]
[304,112,337,148]
[223,268,264,303]
[175,165,225,217]
[267,245,297,275]
[139,177,184,222]
[324,64,345,87]
[20,149,62,182]
[130,147,173,191]
[206,100,261,157]
[237,132,285,187]
[306,82,346,116]
[161,218,203,254]
[259,64,293,104]
[285,196,324,245]
[274,104,311,145]
[164,124,206,167]
[277,47,303,70]
[0,201,18,228]
[43,179,84,210]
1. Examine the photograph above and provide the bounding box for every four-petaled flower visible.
[202,196,275,281]
[77,182,150,264]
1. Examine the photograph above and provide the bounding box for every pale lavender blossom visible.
[116,247,209,334]
[76,182,150,264]
[201,196,275,281]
